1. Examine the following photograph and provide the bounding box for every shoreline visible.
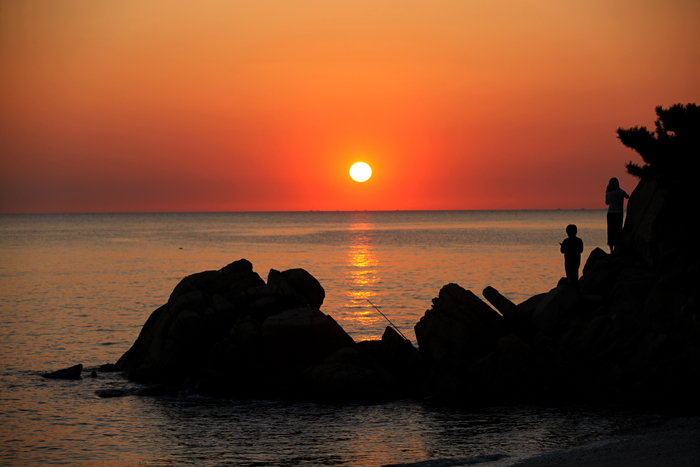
[492,416,700,467]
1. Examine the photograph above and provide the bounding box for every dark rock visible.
[268,268,326,309]
[285,346,402,400]
[113,164,700,409]
[644,280,695,338]
[379,326,429,383]
[560,315,614,360]
[231,315,262,351]
[515,293,546,322]
[42,364,83,380]
[194,338,267,397]
[116,259,265,384]
[470,334,534,385]
[623,179,668,267]
[419,370,476,404]
[116,259,412,401]
[607,271,658,315]
[483,285,534,332]
[582,247,610,276]
[99,363,119,372]
[470,335,570,404]
[355,327,429,393]
[90,371,98,378]
[482,286,517,320]
[409,159,700,407]
[531,285,580,336]
[261,306,355,366]
[415,283,506,371]
[97,389,124,398]
[136,384,168,397]
[624,178,700,273]
[299,358,398,401]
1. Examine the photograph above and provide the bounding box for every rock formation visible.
[412,173,700,408]
[42,364,83,380]
[115,259,420,400]
[112,164,698,407]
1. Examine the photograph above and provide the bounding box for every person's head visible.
[566,224,577,237]
[606,177,620,192]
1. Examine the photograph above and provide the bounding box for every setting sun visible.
[350,162,372,182]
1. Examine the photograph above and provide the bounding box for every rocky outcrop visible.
[116,259,264,385]
[111,169,698,407]
[413,269,698,407]
[415,284,505,370]
[624,178,700,277]
[411,174,700,408]
[116,259,410,400]
[261,307,354,365]
[356,326,430,395]
[42,364,83,379]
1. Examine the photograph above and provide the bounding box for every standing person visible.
[605,177,629,254]
[560,224,584,290]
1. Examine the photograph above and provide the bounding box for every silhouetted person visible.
[560,224,583,290]
[605,177,629,254]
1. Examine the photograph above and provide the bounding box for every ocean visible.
[0,211,670,466]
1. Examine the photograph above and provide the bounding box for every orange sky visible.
[1,0,699,213]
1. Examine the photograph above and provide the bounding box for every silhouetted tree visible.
[617,103,699,180]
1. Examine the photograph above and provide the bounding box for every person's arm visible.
[624,190,629,199]
[605,192,610,205]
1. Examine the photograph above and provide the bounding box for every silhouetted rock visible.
[379,326,429,385]
[482,286,514,316]
[515,293,546,323]
[624,178,699,275]
[97,388,124,398]
[116,259,265,384]
[356,326,429,394]
[411,169,700,408]
[136,384,168,397]
[267,268,326,309]
[415,283,506,371]
[419,370,475,404]
[261,307,354,365]
[42,364,83,380]
[531,285,580,336]
[483,285,531,330]
[116,259,406,401]
[99,363,119,372]
[298,347,399,401]
[112,150,700,408]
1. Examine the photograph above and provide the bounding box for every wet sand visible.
[503,416,700,467]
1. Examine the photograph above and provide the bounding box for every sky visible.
[1,0,699,213]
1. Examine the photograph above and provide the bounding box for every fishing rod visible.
[350,287,409,341]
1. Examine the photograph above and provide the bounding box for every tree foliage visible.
[616,103,699,180]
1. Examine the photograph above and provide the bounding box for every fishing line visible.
[350,287,409,341]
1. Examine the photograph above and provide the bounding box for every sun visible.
[349,162,372,182]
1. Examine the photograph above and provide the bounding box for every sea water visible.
[0,211,668,466]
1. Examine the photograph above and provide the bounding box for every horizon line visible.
[0,208,606,216]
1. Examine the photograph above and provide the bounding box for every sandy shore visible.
[498,416,700,467]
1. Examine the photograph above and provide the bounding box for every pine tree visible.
[616,103,699,180]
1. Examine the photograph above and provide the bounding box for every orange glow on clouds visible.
[1,1,699,213]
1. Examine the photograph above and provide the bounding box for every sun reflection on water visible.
[342,220,384,340]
